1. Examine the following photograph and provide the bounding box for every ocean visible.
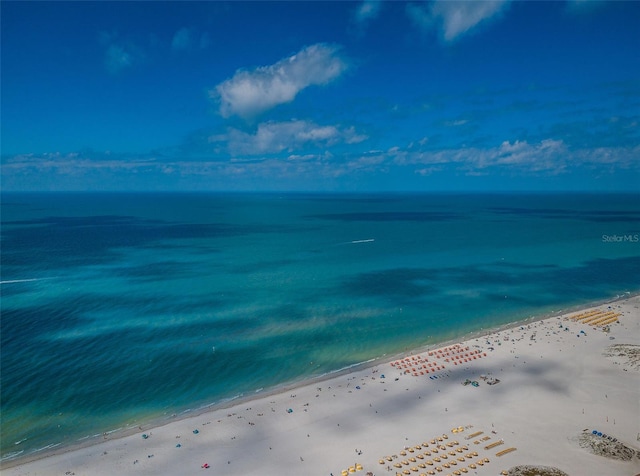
[1,192,639,463]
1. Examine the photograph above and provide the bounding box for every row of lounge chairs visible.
[568,309,621,327]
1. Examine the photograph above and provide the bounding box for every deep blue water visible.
[1,192,639,461]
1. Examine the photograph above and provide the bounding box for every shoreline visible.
[2,291,638,468]
[0,291,640,470]
[3,292,639,474]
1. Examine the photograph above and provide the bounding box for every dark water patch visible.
[487,207,640,222]
[338,255,639,307]
[306,211,465,222]
[254,303,308,324]
[342,268,436,300]
[229,259,297,274]
[441,266,524,286]
[0,311,268,413]
[489,261,559,270]
[0,291,232,354]
[291,193,410,204]
[550,256,640,289]
[1,215,293,270]
[459,257,640,303]
[111,260,208,281]
[0,305,83,353]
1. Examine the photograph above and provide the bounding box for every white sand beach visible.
[3,296,639,476]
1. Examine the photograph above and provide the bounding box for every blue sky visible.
[2,1,639,192]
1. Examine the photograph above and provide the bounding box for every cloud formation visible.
[171,27,192,51]
[390,139,640,175]
[407,0,509,42]
[565,0,607,14]
[171,27,210,51]
[104,44,134,74]
[2,138,638,192]
[210,120,367,156]
[354,1,383,28]
[99,31,144,74]
[212,43,348,118]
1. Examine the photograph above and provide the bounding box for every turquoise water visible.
[1,192,639,462]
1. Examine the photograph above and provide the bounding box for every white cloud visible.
[99,31,144,74]
[355,1,383,26]
[105,44,133,74]
[406,3,434,31]
[171,27,192,51]
[212,43,348,118]
[444,119,469,127]
[415,166,442,176]
[565,0,607,14]
[211,120,367,156]
[407,0,509,42]
[478,139,567,171]
[172,27,210,51]
[388,139,640,175]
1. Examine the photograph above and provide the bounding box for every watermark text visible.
[602,234,639,243]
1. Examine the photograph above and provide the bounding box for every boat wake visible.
[0,277,55,285]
